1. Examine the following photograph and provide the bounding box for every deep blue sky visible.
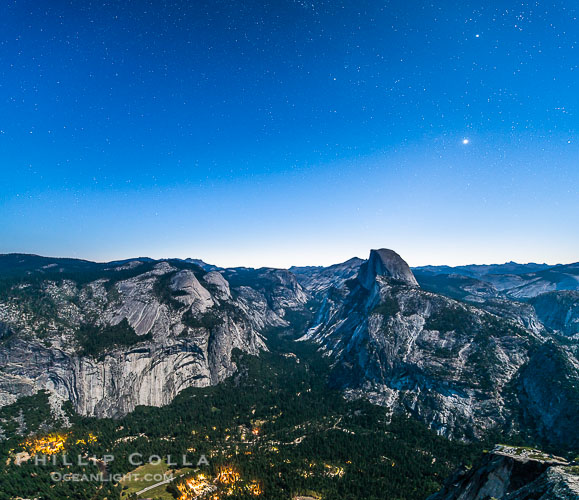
[0,1,577,267]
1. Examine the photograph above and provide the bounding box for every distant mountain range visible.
[413,262,579,299]
[413,262,553,277]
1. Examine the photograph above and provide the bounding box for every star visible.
[462,138,470,145]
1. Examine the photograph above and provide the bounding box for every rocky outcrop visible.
[515,341,579,449]
[478,298,545,336]
[508,466,579,499]
[302,249,579,446]
[0,260,302,418]
[428,446,579,500]
[530,291,579,337]
[358,249,418,289]
[222,268,308,317]
[291,257,364,297]
[170,269,214,311]
[107,263,173,335]
[262,269,309,313]
[203,271,232,300]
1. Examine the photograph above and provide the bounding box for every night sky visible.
[0,1,577,267]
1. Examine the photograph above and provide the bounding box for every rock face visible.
[222,267,308,317]
[302,249,579,447]
[467,298,546,337]
[0,258,306,417]
[203,271,232,300]
[530,291,579,337]
[515,341,579,450]
[0,335,255,418]
[428,446,579,500]
[358,249,418,289]
[291,257,364,297]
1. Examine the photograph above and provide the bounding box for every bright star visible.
[462,138,470,145]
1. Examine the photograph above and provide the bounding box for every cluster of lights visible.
[216,466,241,485]
[300,461,346,479]
[324,464,345,478]
[22,432,97,457]
[177,474,216,499]
[246,480,262,496]
[24,434,68,455]
[74,433,98,446]
[178,467,262,499]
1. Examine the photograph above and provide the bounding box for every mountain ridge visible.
[0,249,577,447]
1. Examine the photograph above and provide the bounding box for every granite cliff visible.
[0,258,306,417]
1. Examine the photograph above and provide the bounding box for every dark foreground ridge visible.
[428,445,579,500]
